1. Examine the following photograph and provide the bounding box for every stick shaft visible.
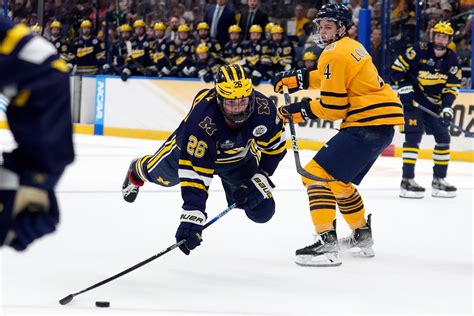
[70,203,235,298]
[282,86,334,182]
[413,102,474,137]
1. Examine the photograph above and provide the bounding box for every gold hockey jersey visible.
[307,37,404,129]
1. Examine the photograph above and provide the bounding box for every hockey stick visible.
[282,86,334,182]
[59,203,236,306]
[413,102,474,138]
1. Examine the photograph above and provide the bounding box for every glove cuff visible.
[297,68,310,90]
[180,210,206,226]
[398,85,414,94]
[250,173,274,199]
[300,99,317,120]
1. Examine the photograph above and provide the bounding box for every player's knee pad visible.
[301,160,333,187]
[405,132,423,144]
[302,160,354,197]
[244,198,275,224]
[433,132,450,145]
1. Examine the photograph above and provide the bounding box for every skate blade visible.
[295,253,342,267]
[347,246,375,258]
[432,189,456,198]
[399,189,424,199]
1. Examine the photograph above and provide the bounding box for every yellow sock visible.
[336,187,366,230]
[307,185,336,233]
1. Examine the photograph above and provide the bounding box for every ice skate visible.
[295,230,341,267]
[432,177,456,198]
[399,178,425,199]
[339,214,375,257]
[122,159,143,203]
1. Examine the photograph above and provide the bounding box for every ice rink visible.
[1,131,473,315]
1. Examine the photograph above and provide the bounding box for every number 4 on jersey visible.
[324,64,331,80]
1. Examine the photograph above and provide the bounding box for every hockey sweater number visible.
[324,64,331,80]
[187,135,208,158]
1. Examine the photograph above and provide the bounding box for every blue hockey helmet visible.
[312,3,353,47]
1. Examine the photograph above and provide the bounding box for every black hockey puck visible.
[95,301,110,308]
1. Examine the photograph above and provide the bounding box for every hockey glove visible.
[278,99,317,124]
[439,107,454,127]
[175,210,206,255]
[121,68,131,82]
[0,187,60,251]
[272,68,309,94]
[232,172,275,211]
[398,85,415,107]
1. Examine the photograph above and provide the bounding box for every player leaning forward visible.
[122,64,286,255]
[273,3,404,266]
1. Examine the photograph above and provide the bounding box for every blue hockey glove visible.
[398,85,415,107]
[232,172,275,210]
[175,210,206,255]
[0,188,59,251]
[439,107,454,127]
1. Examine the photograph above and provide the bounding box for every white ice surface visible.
[1,131,473,315]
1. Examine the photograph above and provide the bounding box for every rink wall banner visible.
[94,75,106,135]
[97,77,473,154]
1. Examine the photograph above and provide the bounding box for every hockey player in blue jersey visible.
[121,64,286,255]
[0,16,74,251]
[392,21,461,198]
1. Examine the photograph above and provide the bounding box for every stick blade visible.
[59,294,74,305]
[464,132,474,138]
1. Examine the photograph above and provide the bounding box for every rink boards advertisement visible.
[96,77,474,161]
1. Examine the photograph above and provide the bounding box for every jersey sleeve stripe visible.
[260,144,286,155]
[347,102,402,117]
[180,181,208,192]
[321,91,348,97]
[178,169,213,186]
[178,159,214,174]
[398,56,409,68]
[391,65,404,72]
[320,99,350,110]
[256,130,283,147]
[321,95,350,106]
[355,113,404,123]
[0,23,30,54]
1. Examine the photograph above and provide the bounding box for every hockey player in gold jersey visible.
[273,3,404,266]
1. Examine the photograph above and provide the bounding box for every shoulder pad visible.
[324,42,337,51]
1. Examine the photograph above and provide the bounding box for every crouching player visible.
[121,64,286,255]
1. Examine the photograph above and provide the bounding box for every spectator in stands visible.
[302,7,317,39]
[166,16,180,43]
[371,26,383,73]
[269,25,294,73]
[290,4,309,40]
[421,18,438,42]
[205,0,236,46]
[239,0,269,41]
[349,0,362,24]
[301,51,317,71]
